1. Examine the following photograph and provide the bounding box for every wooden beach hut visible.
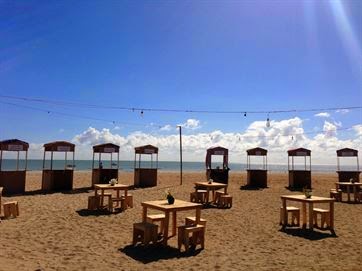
[246,147,268,188]
[134,145,158,187]
[0,139,29,195]
[336,148,360,183]
[205,146,229,184]
[42,141,75,192]
[287,148,312,189]
[91,143,120,186]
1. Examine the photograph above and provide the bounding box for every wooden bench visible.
[313,208,330,229]
[88,195,100,210]
[330,189,342,202]
[124,194,133,208]
[3,201,19,219]
[112,197,126,211]
[190,191,207,203]
[185,216,207,226]
[214,191,225,205]
[218,194,232,208]
[133,222,158,246]
[280,206,300,226]
[178,224,205,252]
[147,214,166,234]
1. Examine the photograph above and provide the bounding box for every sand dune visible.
[0,171,361,271]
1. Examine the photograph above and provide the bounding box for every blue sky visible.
[0,0,361,163]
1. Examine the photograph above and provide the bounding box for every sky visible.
[0,0,361,164]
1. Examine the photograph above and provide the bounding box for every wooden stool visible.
[313,208,330,229]
[124,194,133,208]
[112,197,126,211]
[330,189,342,202]
[279,206,300,226]
[218,194,232,208]
[88,195,100,210]
[178,224,205,252]
[214,191,225,205]
[185,216,207,226]
[190,191,207,203]
[133,222,158,246]
[3,201,19,219]
[147,214,166,234]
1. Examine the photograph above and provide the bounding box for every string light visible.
[0,95,361,115]
[266,113,271,128]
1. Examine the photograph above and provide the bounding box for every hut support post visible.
[337,157,340,171]
[25,150,28,170]
[357,156,360,171]
[92,152,95,170]
[151,154,153,169]
[50,151,53,170]
[139,154,141,169]
[65,152,67,170]
[42,150,46,169]
[110,153,113,169]
[134,153,136,169]
[16,151,19,171]
[156,153,159,169]
[72,152,75,171]
[0,150,2,171]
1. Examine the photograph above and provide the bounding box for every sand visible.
[0,171,361,271]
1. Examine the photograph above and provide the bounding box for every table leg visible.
[353,186,357,202]
[195,207,201,224]
[163,212,170,246]
[347,186,351,202]
[224,186,228,194]
[116,190,120,207]
[206,188,210,203]
[302,202,307,228]
[282,198,287,227]
[100,190,104,208]
[142,206,147,222]
[172,211,177,237]
[329,201,334,232]
[308,203,314,230]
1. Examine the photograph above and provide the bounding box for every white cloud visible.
[24,118,362,165]
[314,112,330,118]
[336,109,350,114]
[323,121,338,137]
[353,124,362,136]
[179,119,201,130]
[113,126,121,130]
[160,124,173,131]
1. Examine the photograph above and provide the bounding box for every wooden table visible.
[194,181,228,204]
[94,184,130,208]
[141,199,202,246]
[281,195,335,232]
[336,182,362,202]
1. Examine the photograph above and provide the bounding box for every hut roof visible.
[135,144,158,154]
[247,147,267,156]
[93,143,120,153]
[43,141,75,152]
[205,146,229,168]
[0,139,29,151]
[336,148,358,157]
[287,148,311,156]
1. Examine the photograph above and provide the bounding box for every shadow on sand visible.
[279,227,337,240]
[76,208,123,217]
[240,185,268,191]
[120,244,202,263]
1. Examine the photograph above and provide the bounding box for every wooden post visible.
[50,151,53,170]
[16,151,19,171]
[178,125,183,185]
[65,151,67,170]
[25,150,28,170]
[0,150,2,171]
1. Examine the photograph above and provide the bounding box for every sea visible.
[0,159,353,173]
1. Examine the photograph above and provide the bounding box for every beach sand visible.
[0,171,361,271]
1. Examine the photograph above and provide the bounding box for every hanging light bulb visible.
[140,110,144,117]
[266,114,271,128]
[244,112,247,117]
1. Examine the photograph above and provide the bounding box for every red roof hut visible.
[134,145,158,187]
[287,148,312,189]
[0,139,29,195]
[42,141,75,191]
[336,148,360,183]
[92,143,120,187]
[246,147,268,188]
[205,146,229,184]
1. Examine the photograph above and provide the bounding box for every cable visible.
[0,94,361,115]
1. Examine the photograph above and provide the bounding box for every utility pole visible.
[177,125,183,185]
